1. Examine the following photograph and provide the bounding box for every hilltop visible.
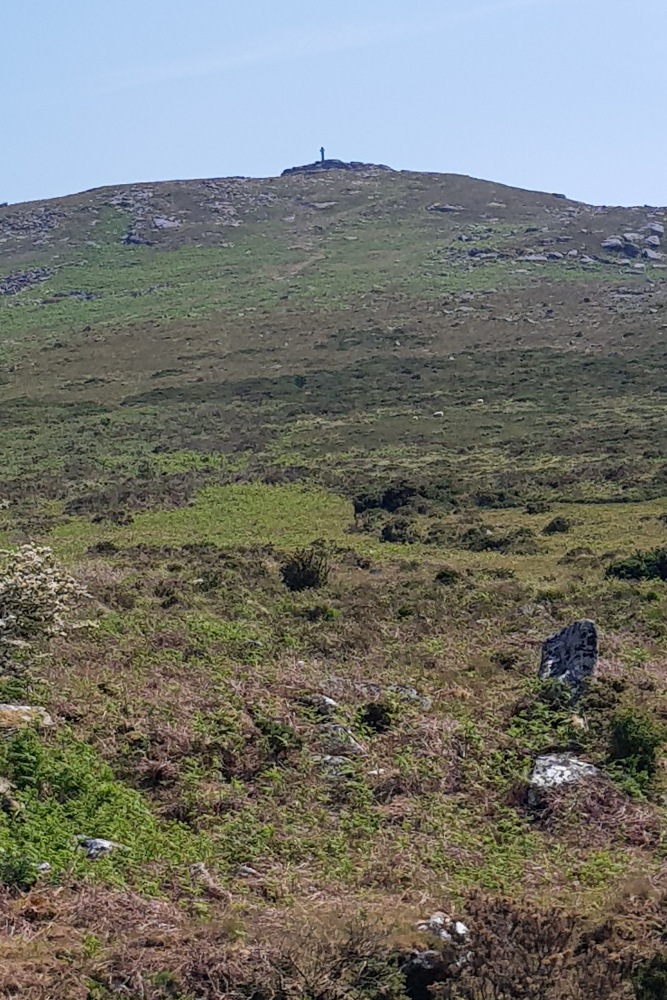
[2,166,667,998]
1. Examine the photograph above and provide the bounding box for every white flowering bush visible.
[0,545,88,673]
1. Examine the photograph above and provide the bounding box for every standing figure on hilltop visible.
[320,146,325,162]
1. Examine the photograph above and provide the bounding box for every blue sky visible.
[3,0,666,206]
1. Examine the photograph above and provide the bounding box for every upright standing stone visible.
[538,619,598,690]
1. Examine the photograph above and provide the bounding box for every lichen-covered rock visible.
[319,724,366,756]
[75,836,125,859]
[417,912,471,943]
[530,754,598,789]
[601,236,624,251]
[0,704,54,731]
[538,619,598,689]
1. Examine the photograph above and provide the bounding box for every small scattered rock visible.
[391,685,433,710]
[646,235,662,248]
[623,242,641,258]
[427,203,464,213]
[236,864,261,877]
[188,862,229,900]
[298,693,340,718]
[0,704,54,731]
[152,216,181,229]
[319,724,366,756]
[0,777,22,816]
[122,232,154,246]
[316,754,353,778]
[76,836,125,859]
[417,912,471,944]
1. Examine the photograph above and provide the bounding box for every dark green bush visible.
[606,547,667,581]
[424,522,451,546]
[281,546,331,591]
[434,566,461,585]
[253,716,303,760]
[300,602,340,622]
[353,477,458,517]
[635,954,667,1000]
[380,517,422,544]
[354,480,419,515]
[473,489,520,509]
[542,516,572,535]
[359,701,395,734]
[609,707,666,790]
[0,851,40,892]
[525,501,552,514]
[458,525,538,555]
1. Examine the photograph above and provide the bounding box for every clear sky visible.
[3,0,666,207]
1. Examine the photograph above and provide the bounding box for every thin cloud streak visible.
[102,0,581,95]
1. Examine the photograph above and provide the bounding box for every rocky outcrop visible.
[0,267,52,295]
[281,159,393,176]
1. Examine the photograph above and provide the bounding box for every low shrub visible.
[359,701,395,734]
[542,516,572,535]
[0,544,89,674]
[430,891,632,1000]
[354,480,420,515]
[434,566,461,585]
[281,545,331,591]
[608,707,666,791]
[635,954,667,1000]
[525,500,552,514]
[424,522,451,546]
[0,851,40,892]
[458,525,538,555]
[473,489,520,509]
[606,547,667,581]
[380,517,422,544]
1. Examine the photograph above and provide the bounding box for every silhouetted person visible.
[320,146,325,162]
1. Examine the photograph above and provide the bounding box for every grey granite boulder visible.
[530,754,598,789]
[538,619,598,690]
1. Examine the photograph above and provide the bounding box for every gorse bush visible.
[0,544,88,674]
[606,547,667,582]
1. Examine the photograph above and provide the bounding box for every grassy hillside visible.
[2,165,667,998]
